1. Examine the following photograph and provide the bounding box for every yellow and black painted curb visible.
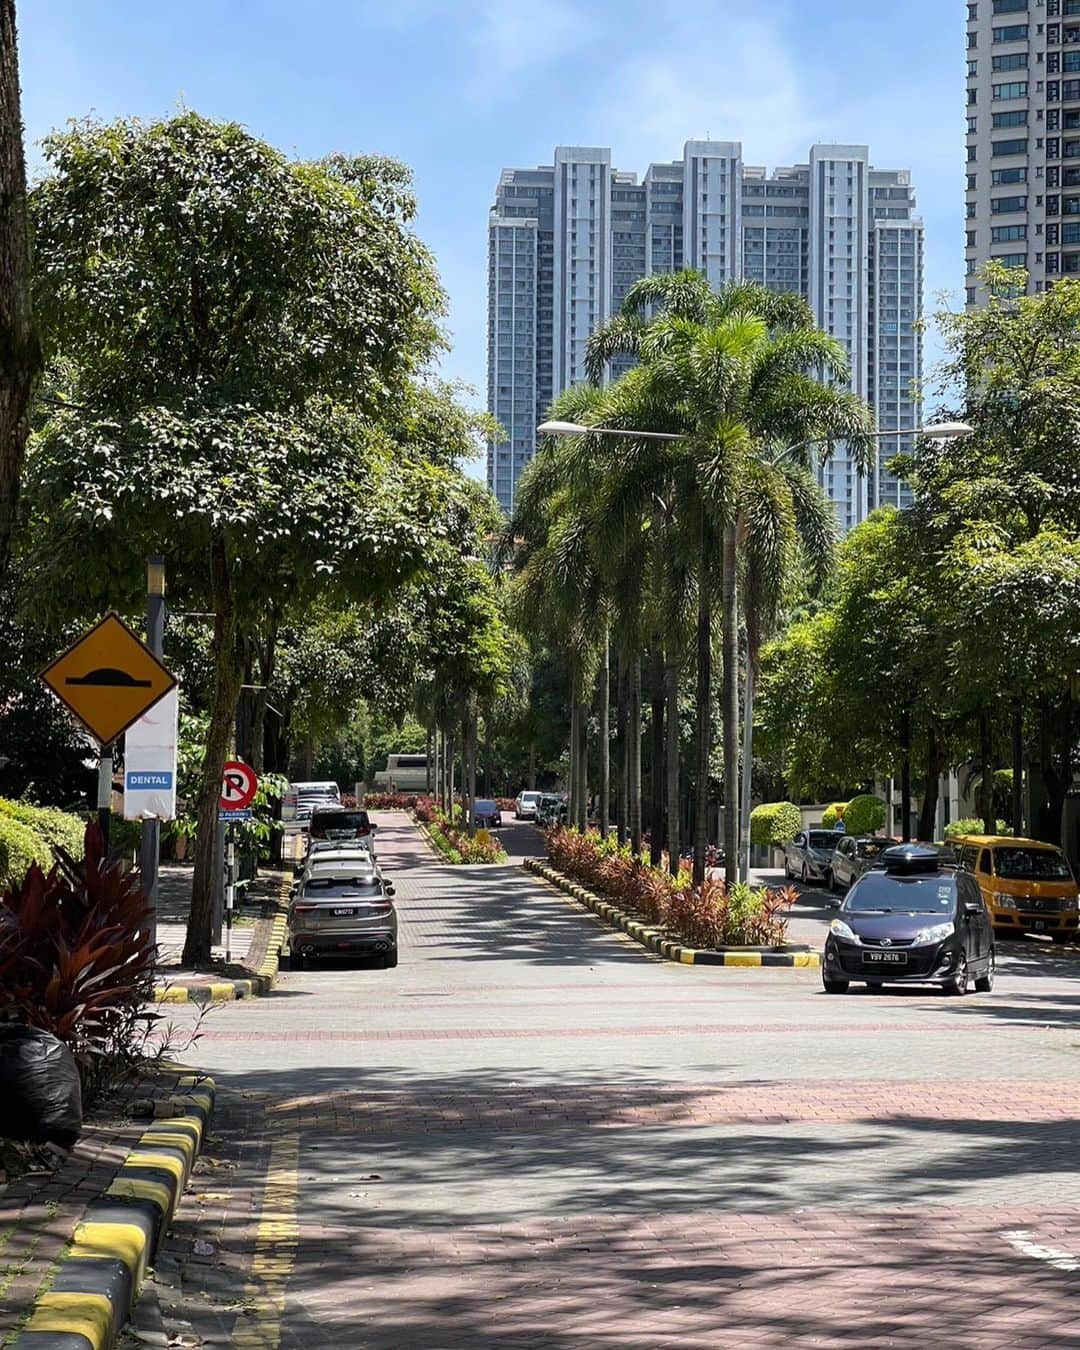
[11,1071,216,1350]
[525,858,821,969]
[154,883,290,1005]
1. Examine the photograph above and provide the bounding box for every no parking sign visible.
[219,761,258,820]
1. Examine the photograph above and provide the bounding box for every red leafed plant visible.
[0,823,158,1066]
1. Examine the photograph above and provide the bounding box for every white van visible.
[282,781,340,831]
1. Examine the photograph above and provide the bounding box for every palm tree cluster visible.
[503,271,873,884]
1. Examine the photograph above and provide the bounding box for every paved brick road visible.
[153,813,1080,1348]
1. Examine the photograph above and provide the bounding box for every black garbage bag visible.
[0,1024,83,1149]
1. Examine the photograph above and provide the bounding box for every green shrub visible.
[843,795,886,836]
[750,801,802,847]
[0,815,50,886]
[0,800,85,859]
[944,817,1012,841]
[821,801,849,829]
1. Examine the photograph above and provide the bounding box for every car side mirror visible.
[385,885,396,897]
[826,898,841,910]
[370,823,378,830]
[289,884,298,898]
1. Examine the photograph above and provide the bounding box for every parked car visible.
[536,793,567,827]
[829,835,897,892]
[294,843,382,885]
[822,843,994,996]
[282,781,340,831]
[515,791,543,820]
[953,834,1080,943]
[306,805,377,857]
[287,859,398,969]
[784,829,840,885]
[472,799,502,829]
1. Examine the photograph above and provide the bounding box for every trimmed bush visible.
[0,815,49,887]
[0,800,85,860]
[821,802,849,829]
[944,817,1012,841]
[750,801,802,847]
[843,795,886,836]
[363,792,419,810]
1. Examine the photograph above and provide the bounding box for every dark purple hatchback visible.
[822,845,995,996]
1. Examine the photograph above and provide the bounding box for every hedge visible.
[750,801,802,847]
[944,817,1012,842]
[843,795,886,836]
[0,799,85,859]
[821,802,849,829]
[0,814,50,887]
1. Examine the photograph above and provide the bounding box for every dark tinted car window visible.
[844,874,957,914]
[994,847,1072,881]
[310,810,370,834]
[474,800,498,812]
[808,831,836,849]
[856,839,889,858]
[978,849,992,874]
[304,877,381,893]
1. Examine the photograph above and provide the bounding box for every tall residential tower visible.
[487,139,924,531]
[965,0,1078,305]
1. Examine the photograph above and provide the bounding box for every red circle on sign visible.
[220,760,258,811]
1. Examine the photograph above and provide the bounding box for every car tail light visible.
[293,903,317,914]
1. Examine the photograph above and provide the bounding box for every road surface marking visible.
[1000,1228,1079,1272]
[233,1132,300,1347]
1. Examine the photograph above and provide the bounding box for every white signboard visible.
[123,687,179,820]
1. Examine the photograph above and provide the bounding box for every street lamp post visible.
[537,418,974,881]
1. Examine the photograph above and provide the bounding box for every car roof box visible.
[881,843,940,874]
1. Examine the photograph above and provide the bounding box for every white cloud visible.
[471,0,596,80]
[588,9,824,172]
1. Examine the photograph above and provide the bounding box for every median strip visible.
[525,858,820,969]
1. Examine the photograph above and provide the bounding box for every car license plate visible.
[863,951,907,964]
[332,907,357,917]
[1034,919,1045,931]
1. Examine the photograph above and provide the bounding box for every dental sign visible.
[123,687,179,821]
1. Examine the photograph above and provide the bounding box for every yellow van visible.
[953,836,1080,943]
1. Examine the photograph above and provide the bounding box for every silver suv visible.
[287,859,398,969]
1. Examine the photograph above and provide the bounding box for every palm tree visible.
[587,271,873,883]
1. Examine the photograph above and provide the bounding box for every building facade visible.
[488,140,924,530]
[965,0,1080,306]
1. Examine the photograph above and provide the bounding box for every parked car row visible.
[786,826,1080,945]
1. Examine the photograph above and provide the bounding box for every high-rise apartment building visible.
[965,0,1080,305]
[487,140,924,531]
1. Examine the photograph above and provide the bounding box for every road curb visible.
[11,1071,216,1350]
[153,879,290,1004]
[525,858,820,969]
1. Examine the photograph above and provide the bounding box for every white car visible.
[515,791,542,820]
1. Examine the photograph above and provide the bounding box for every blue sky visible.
[22,1,963,477]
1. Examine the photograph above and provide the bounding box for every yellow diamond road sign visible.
[40,613,177,746]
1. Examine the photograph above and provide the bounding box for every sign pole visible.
[225,826,236,964]
[97,742,113,851]
[139,557,166,942]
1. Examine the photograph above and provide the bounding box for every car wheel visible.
[383,948,399,969]
[826,869,836,893]
[823,978,849,994]
[784,858,792,880]
[946,952,968,996]
[801,862,810,886]
[974,949,995,993]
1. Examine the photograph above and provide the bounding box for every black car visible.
[822,844,995,996]
[307,806,377,854]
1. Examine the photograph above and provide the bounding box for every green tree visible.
[25,113,468,962]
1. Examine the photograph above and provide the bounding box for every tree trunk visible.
[918,728,947,843]
[900,707,912,843]
[979,711,995,835]
[616,660,628,845]
[649,646,664,866]
[0,3,39,585]
[463,704,477,837]
[1011,698,1023,835]
[568,693,579,828]
[739,657,755,883]
[721,521,739,885]
[693,574,712,887]
[629,653,642,854]
[250,608,278,776]
[447,730,455,815]
[600,624,610,838]
[185,534,243,966]
[425,724,433,794]
[577,695,588,831]
[665,653,681,876]
[527,743,537,793]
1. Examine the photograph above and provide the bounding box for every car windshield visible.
[521,792,541,803]
[844,874,955,914]
[994,847,1072,881]
[857,839,890,858]
[807,831,836,850]
[474,800,497,812]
